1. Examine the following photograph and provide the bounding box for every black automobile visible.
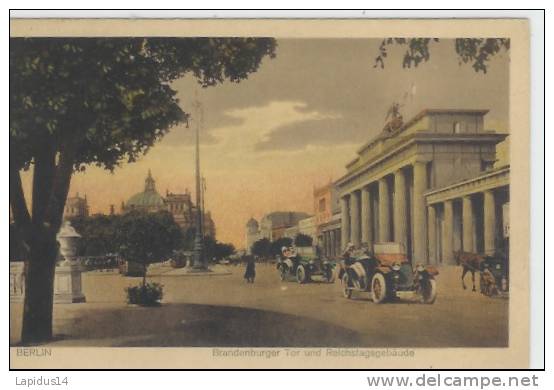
[479,255,509,296]
[276,246,336,284]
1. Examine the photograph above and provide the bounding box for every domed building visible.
[122,170,165,213]
[121,170,216,238]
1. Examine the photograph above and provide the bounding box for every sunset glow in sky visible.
[21,39,510,248]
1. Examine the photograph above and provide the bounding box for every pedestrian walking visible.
[244,257,256,283]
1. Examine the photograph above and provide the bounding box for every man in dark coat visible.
[244,257,256,283]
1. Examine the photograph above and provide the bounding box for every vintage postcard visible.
[9,18,530,369]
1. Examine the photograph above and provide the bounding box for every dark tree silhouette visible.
[115,210,183,286]
[294,233,313,248]
[251,238,272,259]
[374,38,509,73]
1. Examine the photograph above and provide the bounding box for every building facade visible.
[122,170,216,238]
[245,211,310,253]
[313,182,341,258]
[64,193,90,218]
[336,109,509,265]
[298,216,317,242]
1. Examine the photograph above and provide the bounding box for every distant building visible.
[122,170,165,213]
[245,211,310,253]
[64,193,89,218]
[121,170,216,238]
[313,181,341,258]
[245,218,260,255]
[297,216,317,242]
[283,225,299,240]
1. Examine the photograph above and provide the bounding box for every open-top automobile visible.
[340,242,438,304]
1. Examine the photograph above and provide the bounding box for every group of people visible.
[341,242,373,264]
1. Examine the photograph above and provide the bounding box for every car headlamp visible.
[416,263,425,272]
[392,262,401,271]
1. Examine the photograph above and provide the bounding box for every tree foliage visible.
[69,214,119,256]
[374,38,509,73]
[10,38,277,173]
[115,210,183,266]
[203,235,236,262]
[251,237,271,258]
[294,233,313,247]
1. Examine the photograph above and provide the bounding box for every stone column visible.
[462,195,474,252]
[350,190,361,247]
[329,230,335,257]
[361,186,372,247]
[394,169,408,251]
[413,162,428,263]
[340,196,350,251]
[378,178,391,242]
[442,200,454,264]
[484,190,496,255]
[427,205,437,265]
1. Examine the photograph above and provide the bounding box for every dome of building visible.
[125,170,165,210]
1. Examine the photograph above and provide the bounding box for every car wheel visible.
[420,278,437,304]
[372,273,388,304]
[326,267,336,283]
[501,277,508,292]
[279,265,288,281]
[296,265,307,284]
[342,273,352,298]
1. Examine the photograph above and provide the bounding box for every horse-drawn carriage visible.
[339,242,438,304]
[456,251,509,297]
[276,246,336,283]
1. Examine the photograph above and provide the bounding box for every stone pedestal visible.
[9,262,25,302]
[54,260,86,304]
[54,221,86,304]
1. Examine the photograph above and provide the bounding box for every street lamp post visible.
[192,99,207,270]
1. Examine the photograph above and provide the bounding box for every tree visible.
[203,236,236,262]
[374,38,509,73]
[294,233,313,248]
[10,37,276,344]
[115,210,183,286]
[69,214,119,256]
[251,237,272,258]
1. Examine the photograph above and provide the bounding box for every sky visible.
[21,38,510,249]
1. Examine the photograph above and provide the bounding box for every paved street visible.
[10,264,508,348]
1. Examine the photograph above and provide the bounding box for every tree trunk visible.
[16,146,75,345]
[20,232,58,345]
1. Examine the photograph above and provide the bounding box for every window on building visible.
[481,160,494,172]
[319,198,326,212]
[453,121,463,134]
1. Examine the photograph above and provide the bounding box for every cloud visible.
[204,100,342,156]
[255,116,369,152]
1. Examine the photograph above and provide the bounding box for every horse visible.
[454,251,486,292]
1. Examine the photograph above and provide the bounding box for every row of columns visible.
[428,189,497,264]
[321,228,341,258]
[340,162,428,262]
